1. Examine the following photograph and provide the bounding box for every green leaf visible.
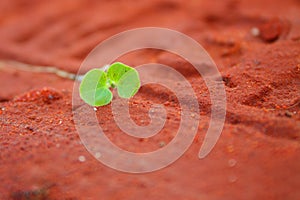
[107,62,140,98]
[79,63,141,106]
[79,69,112,106]
[80,87,112,106]
[107,62,133,84]
[117,69,140,98]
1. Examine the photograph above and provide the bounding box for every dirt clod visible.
[258,18,285,42]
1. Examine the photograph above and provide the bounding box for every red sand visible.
[0,0,299,199]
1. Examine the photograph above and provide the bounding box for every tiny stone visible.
[95,152,101,159]
[251,27,260,36]
[228,159,237,167]
[93,107,97,111]
[25,125,34,131]
[1,107,5,111]
[253,60,261,66]
[78,155,86,162]
[58,120,62,124]
[285,111,293,118]
[228,175,237,183]
[159,141,166,147]
[191,113,195,118]
[48,94,54,100]
[258,19,283,42]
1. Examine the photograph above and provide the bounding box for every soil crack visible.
[0,59,83,81]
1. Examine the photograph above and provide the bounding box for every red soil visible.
[0,0,300,199]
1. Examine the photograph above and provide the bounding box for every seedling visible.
[79,62,140,106]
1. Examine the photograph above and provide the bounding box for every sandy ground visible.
[0,0,300,199]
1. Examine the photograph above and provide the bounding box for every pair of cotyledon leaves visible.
[79,62,140,106]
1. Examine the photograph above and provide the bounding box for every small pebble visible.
[164,101,170,106]
[228,159,237,167]
[1,107,5,111]
[93,107,97,111]
[285,111,293,118]
[159,141,166,147]
[258,19,283,42]
[78,155,86,162]
[228,175,238,183]
[58,120,62,125]
[95,152,101,159]
[251,27,260,37]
